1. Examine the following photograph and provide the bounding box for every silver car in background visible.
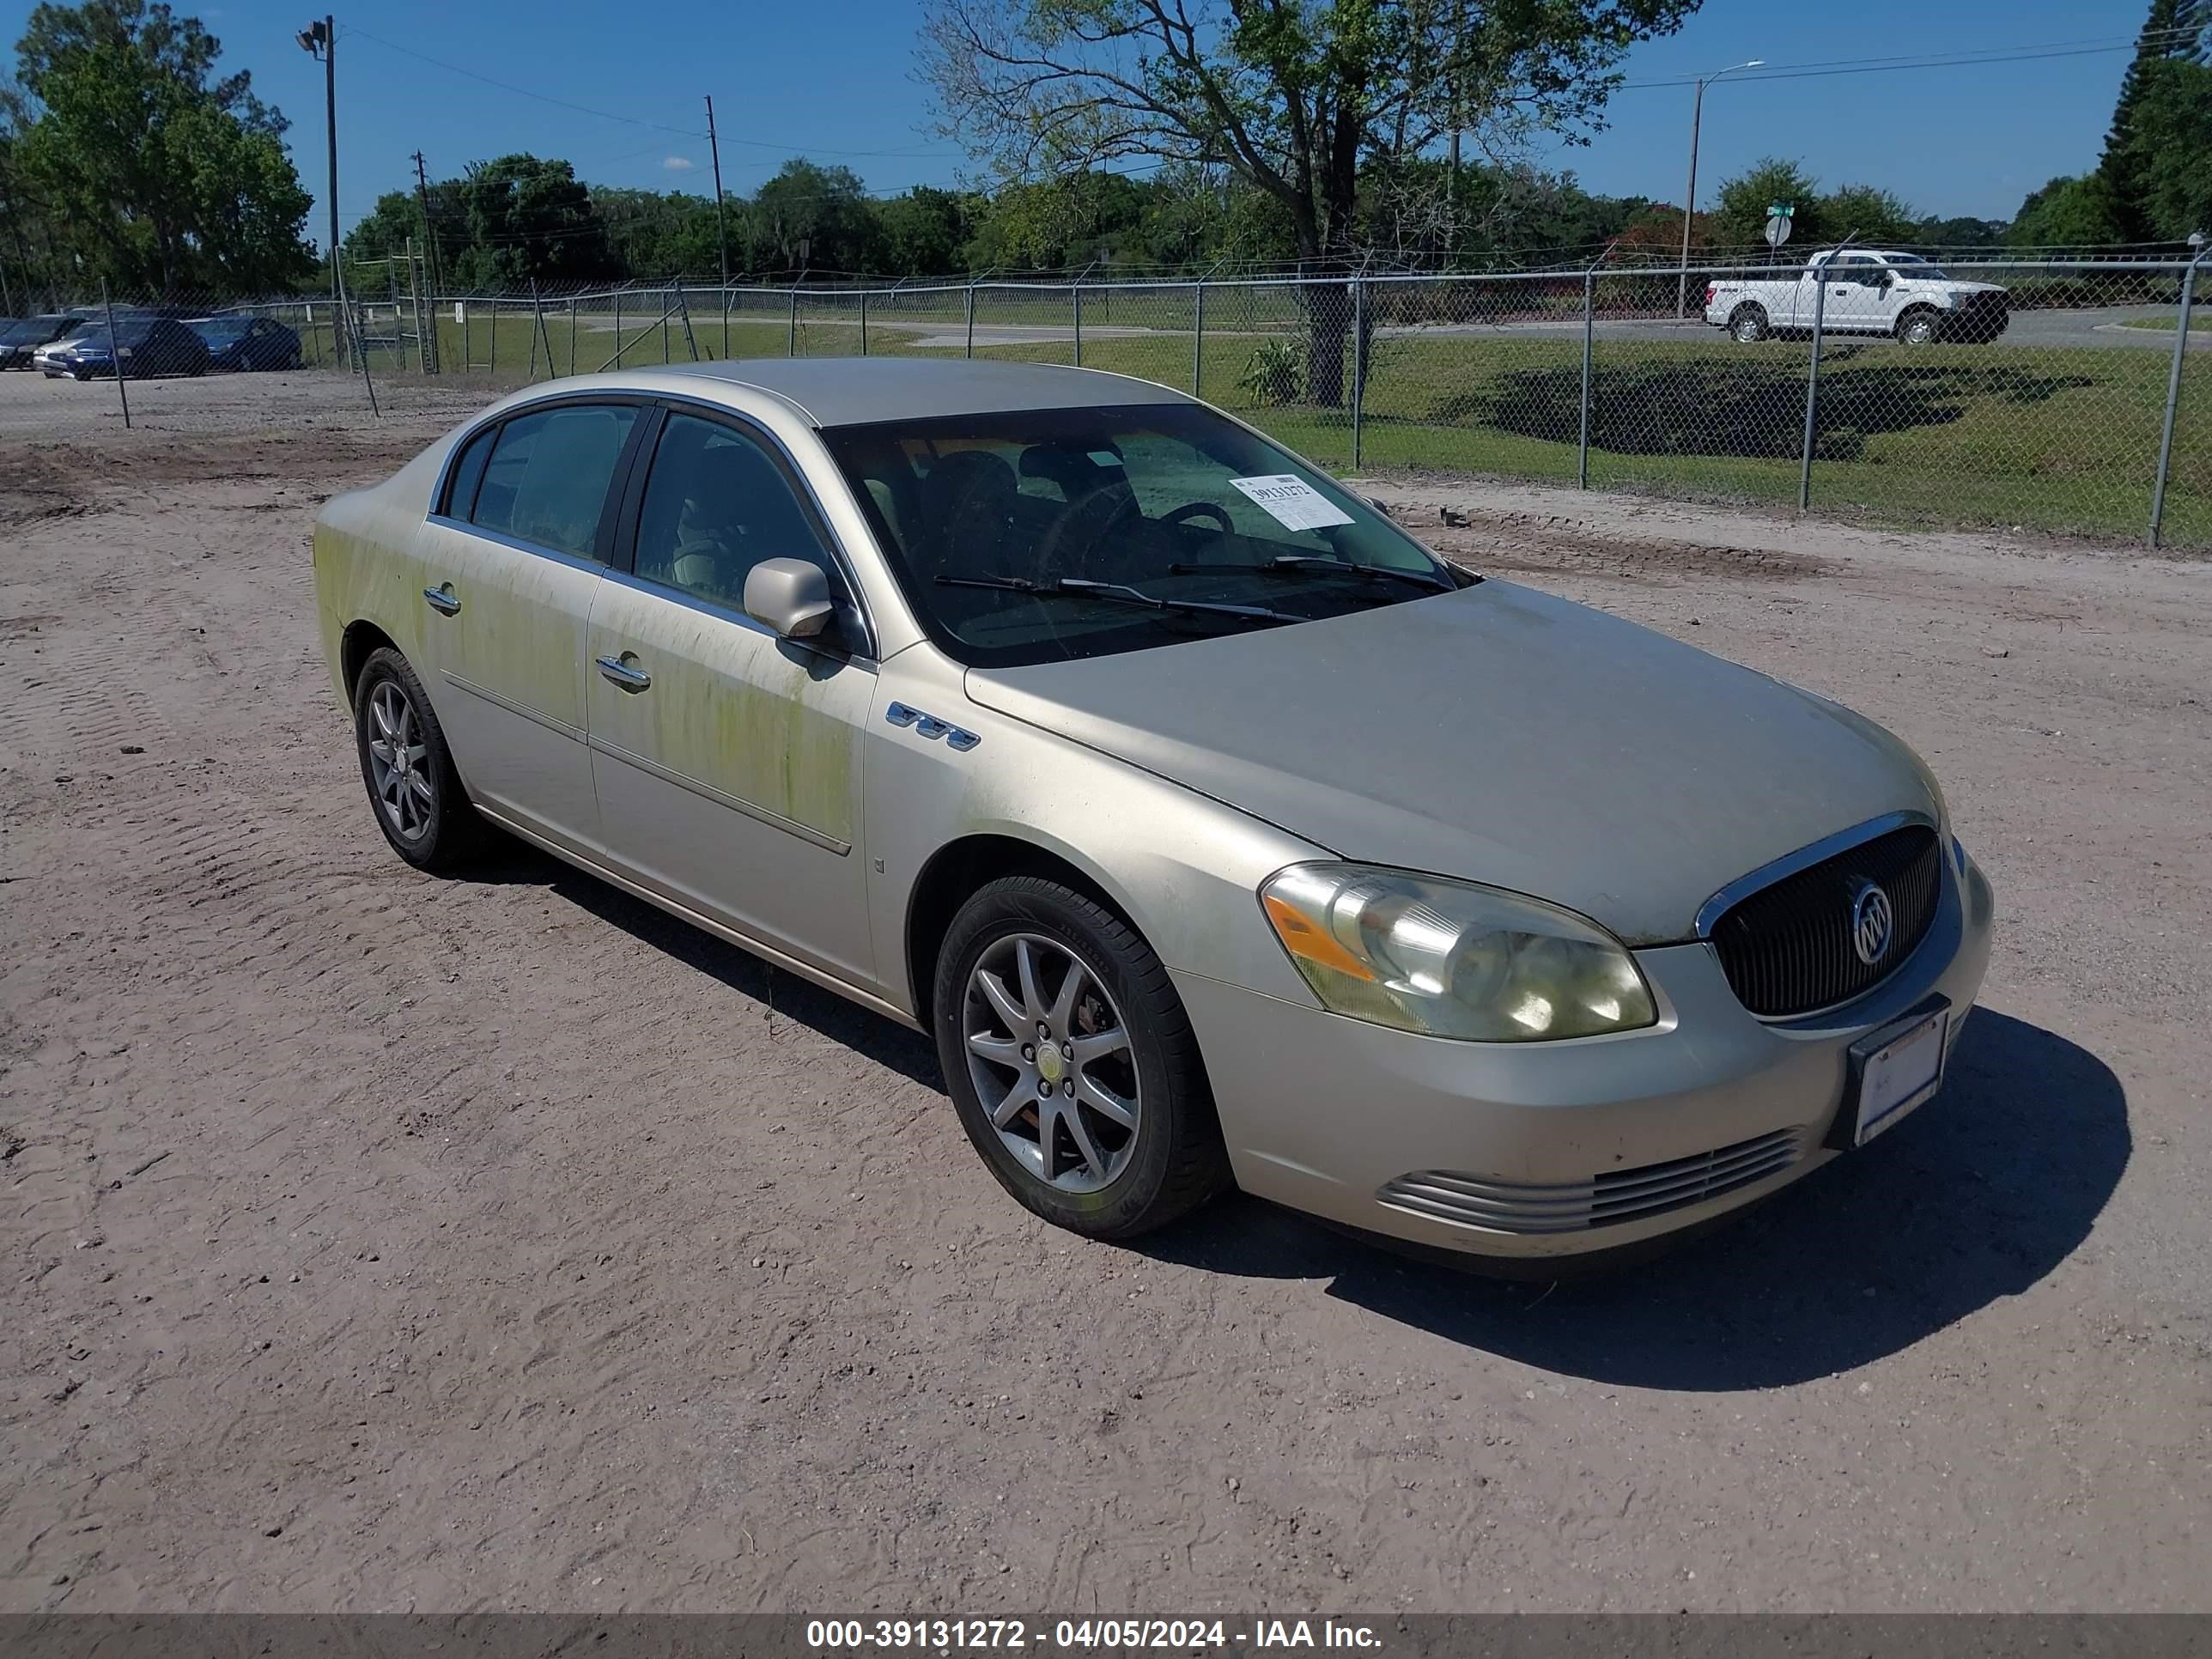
[313,359,1994,1267]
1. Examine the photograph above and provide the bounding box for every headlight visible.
[1259,863,1656,1042]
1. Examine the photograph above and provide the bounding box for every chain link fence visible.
[6,256,2205,547]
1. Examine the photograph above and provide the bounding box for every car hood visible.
[1911,278,2005,296]
[963,580,1937,945]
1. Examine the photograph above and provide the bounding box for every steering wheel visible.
[1161,501,1235,538]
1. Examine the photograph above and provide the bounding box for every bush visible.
[1238,337,1305,404]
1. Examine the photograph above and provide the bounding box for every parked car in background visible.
[0,314,76,368]
[1705,250,2009,344]
[187,314,304,373]
[34,316,212,380]
[313,358,1992,1270]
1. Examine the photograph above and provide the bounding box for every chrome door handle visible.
[422,585,460,616]
[596,654,652,692]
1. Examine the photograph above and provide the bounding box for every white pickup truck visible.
[1705,250,2009,345]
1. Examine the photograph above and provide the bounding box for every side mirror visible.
[744,556,836,640]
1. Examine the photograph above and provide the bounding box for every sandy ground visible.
[2,374,2209,1614]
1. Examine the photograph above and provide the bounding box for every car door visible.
[1820,253,1881,332]
[583,404,878,989]
[415,398,647,858]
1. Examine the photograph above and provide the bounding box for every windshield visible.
[191,318,252,343]
[1,320,52,345]
[823,403,1462,667]
[1887,256,1950,279]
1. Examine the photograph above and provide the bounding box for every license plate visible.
[1838,1001,1948,1148]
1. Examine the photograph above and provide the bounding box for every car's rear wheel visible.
[1896,308,1942,346]
[933,876,1231,1239]
[1729,304,1769,343]
[351,646,483,872]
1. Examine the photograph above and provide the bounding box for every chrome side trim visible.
[441,670,582,742]
[1692,809,1937,939]
[585,732,851,857]
[471,802,914,1028]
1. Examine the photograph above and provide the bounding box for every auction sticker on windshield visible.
[1230,474,1355,532]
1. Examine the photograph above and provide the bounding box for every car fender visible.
[864,645,1327,1021]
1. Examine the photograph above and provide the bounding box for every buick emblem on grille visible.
[1850,880,1895,966]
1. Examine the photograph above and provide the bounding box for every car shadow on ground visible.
[1135,1009,2129,1391]
[473,844,943,1091]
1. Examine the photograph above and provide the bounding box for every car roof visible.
[643,356,1191,428]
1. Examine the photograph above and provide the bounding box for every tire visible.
[933,875,1231,1240]
[1729,305,1769,343]
[1895,308,1942,347]
[351,645,484,872]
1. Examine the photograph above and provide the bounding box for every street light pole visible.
[296,18,339,312]
[1676,58,1762,319]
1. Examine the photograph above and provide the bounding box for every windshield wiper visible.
[936,573,1294,623]
[1168,555,1453,593]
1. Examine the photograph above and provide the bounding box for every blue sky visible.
[3,0,2148,250]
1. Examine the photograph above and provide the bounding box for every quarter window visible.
[471,404,640,561]
[443,425,496,520]
[632,412,839,609]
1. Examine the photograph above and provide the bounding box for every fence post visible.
[1073,283,1083,367]
[860,289,870,356]
[1797,253,1841,513]
[100,278,131,430]
[488,300,498,378]
[2150,248,2204,549]
[964,283,976,359]
[661,289,672,365]
[335,263,380,418]
[1349,276,1365,471]
[720,285,730,359]
[674,283,700,361]
[569,299,579,376]
[1192,282,1205,396]
[528,280,544,380]
[1577,271,1595,489]
[788,288,799,356]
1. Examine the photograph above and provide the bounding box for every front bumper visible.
[1177,848,1995,1262]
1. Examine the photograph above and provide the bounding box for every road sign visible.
[1764,212,1794,248]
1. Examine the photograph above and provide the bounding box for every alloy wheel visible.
[366,679,435,842]
[963,933,1142,1194]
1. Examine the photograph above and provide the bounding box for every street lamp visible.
[1675,58,1763,319]
[296,17,337,301]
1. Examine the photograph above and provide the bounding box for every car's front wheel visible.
[1896,308,1942,346]
[352,645,483,872]
[933,876,1231,1240]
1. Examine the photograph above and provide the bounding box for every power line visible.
[1618,27,2206,90]
[340,25,959,159]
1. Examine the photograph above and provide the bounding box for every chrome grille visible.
[1378,1127,1805,1236]
[1708,824,1942,1018]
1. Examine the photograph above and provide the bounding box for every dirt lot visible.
[2,370,2209,1613]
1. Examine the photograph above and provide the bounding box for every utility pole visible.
[704,96,730,295]
[296,17,340,343]
[411,149,441,298]
[1675,58,1764,319]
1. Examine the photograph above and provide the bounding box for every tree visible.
[1708,158,1824,249]
[748,160,884,274]
[2126,57,2212,241]
[2008,174,2125,247]
[921,0,1700,403]
[2095,0,2210,240]
[449,154,617,289]
[1820,183,1917,246]
[878,185,979,275]
[1914,214,2008,247]
[8,0,312,291]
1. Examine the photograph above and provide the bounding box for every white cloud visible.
[662,155,696,172]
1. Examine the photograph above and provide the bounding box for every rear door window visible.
[471,404,641,561]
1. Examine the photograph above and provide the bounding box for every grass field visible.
[2119,313,2211,331]
[301,296,2210,548]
